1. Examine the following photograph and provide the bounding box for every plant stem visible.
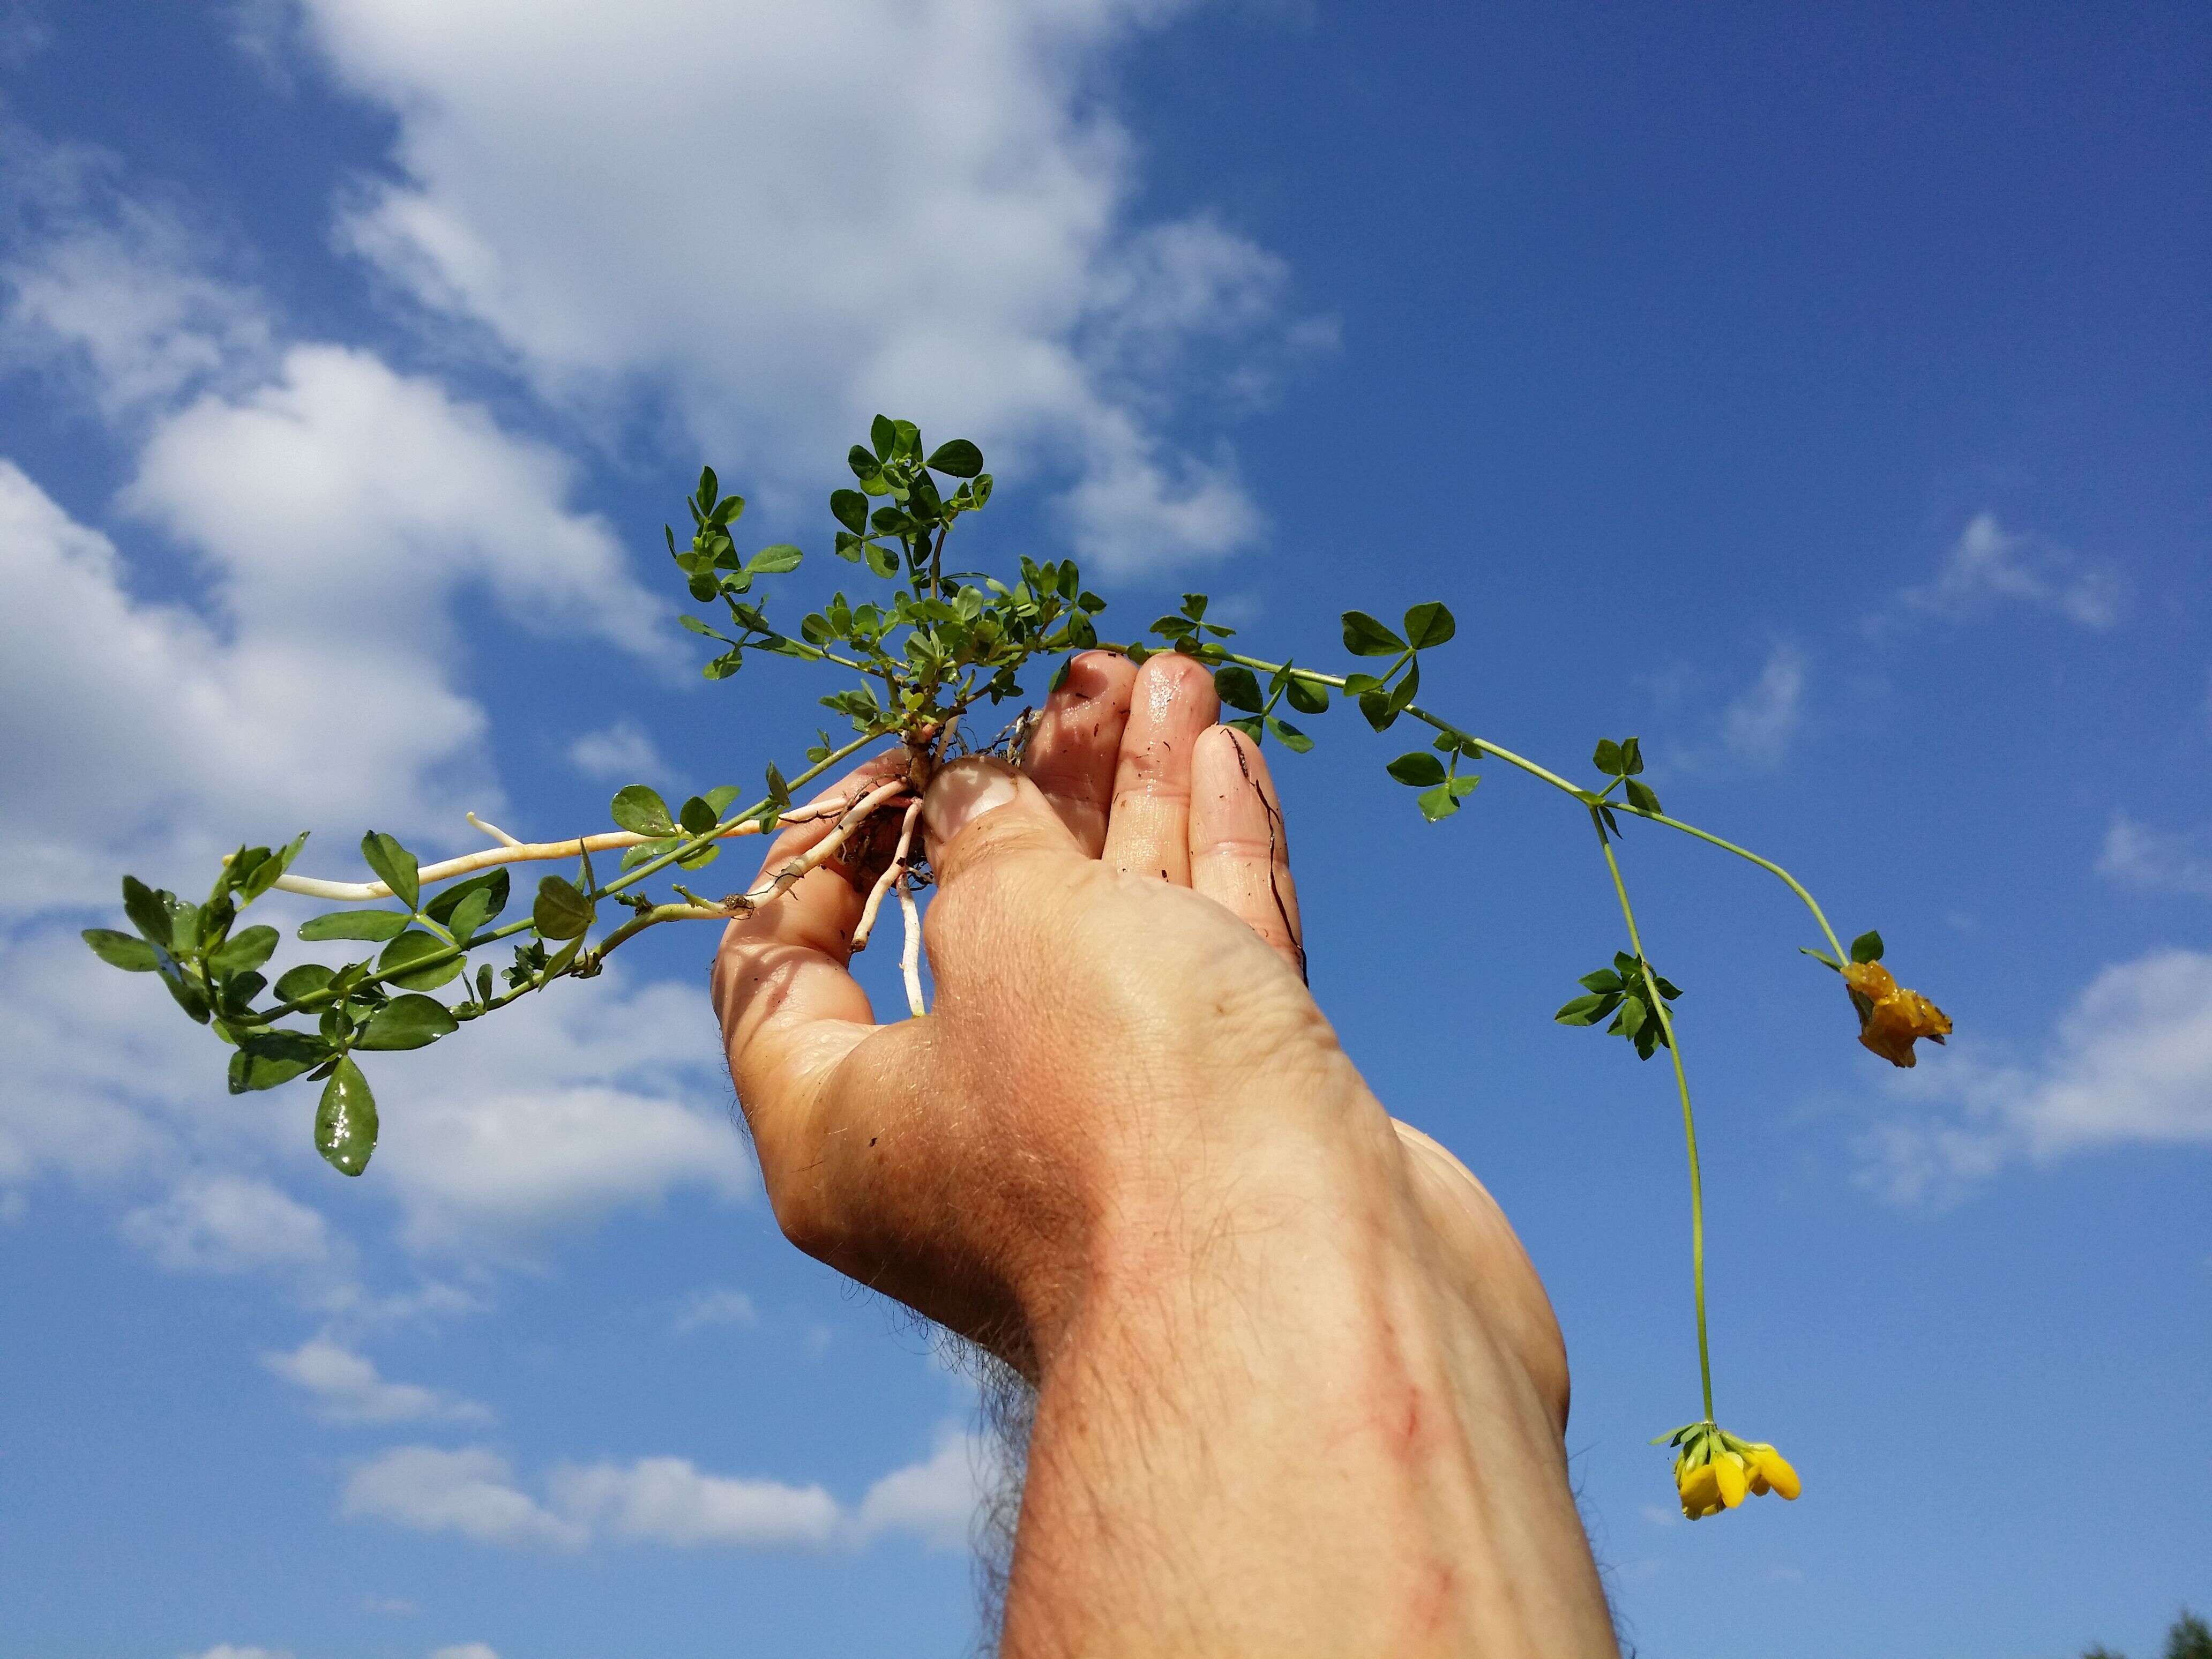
[1597,821,1715,1425]
[1149,642,1845,961]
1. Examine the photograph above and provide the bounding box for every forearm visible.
[998,1097,1620,1658]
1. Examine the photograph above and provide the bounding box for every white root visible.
[898,868,925,1019]
[253,797,857,902]
[850,799,922,952]
[741,780,909,911]
[467,812,524,848]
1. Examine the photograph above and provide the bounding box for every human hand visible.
[711,650,1566,1421]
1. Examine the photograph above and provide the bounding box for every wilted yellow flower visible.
[1663,1422,1800,1519]
[1843,960,1952,1067]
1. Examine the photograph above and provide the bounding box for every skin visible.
[712,651,1619,1657]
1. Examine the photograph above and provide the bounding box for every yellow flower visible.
[1663,1423,1802,1519]
[1843,960,1952,1068]
[1743,1441,1800,1500]
[1676,1460,1724,1520]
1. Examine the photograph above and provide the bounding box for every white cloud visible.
[121,1174,336,1275]
[1860,948,2212,1202]
[279,0,1314,570]
[854,1427,996,1550]
[2099,813,2212,899]
[263,1335,491,1424]
[183,1648,293,1659]
[429,1647,499,1659]
[1,914,750,1255]
[1718,642,1807,768]
[363,973,752,1251]
[568,719,666,786]
[1899,512,2125,629]
[672,1287,759,1333]
[349,1429,989,1554]
[1,129,275,416]
[548,1456,841,1549]
[343,1445,586,1549]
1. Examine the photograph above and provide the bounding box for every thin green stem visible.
[1597,823,1714,1424]
[1170,642,1843,956]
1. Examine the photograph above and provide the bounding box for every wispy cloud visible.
[288,0,1319,571]
[568,720,666,787]
[263,1336,492,1425]
[1858,947,2212,1203]
[1717,643,1809,768]
[345,1425,995,1555]
[1896,512,2126,630]
[672,1287,759,1333]
[2099,812,2212,899]
[1649,642,1811,775]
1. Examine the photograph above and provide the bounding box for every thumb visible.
[923,756,1082,889]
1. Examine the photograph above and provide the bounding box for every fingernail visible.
[923,758,1019,849]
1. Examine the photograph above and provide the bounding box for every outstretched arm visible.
[712,651,1618,1657]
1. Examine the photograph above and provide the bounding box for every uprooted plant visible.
[84,415,1953,1515]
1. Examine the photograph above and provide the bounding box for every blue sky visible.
[1,3,2206,1656]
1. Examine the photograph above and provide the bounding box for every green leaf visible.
[1579,969,1623,992]
[1616,995,1648,1041]
[1555,992,1621,1026]
[122,876,173,950]
[207,925,280,976]
[298,909,412,943]
[82,929,159,972]
[848,445,887,492]
[678,795,721,836]
[1359,689,1397,731]
[611,784,676,837]
[870,414,897,461]
[863,540,899,578]
[1448,774,1479,799]
[1415,782,1460,822]
[534,876,594,940]
[1341,610,1407,656]
[1386,657,1421,718]
[357,993,461,1051]
[1224,715,1264,743]
[1850,930,1885,963]
[1266,717,1313,753]
[314,1057,378,1176]
[1386,752,1447,787]
[830,489,869,534]
[926,438,984,477]
[1213,663,1265,712]
[228,1031,331,1094]
[1623,778,1662,814]
[443,887,496,945]
[1620,736,1645,775]
[1592,738,1625,776]
[1800,947,1842,973]
[621,836,679,871]
[749,543,804,575]
[273,964,335,1003]
[1402,601,1456,650]
[696,465,719,509]
[361,832,420,911]
[424,869,509,929]
[377,929,465,992]
[237,832,310,904]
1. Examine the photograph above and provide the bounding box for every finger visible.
[1021,651,1138,857]
[922,756,1086,892]
[712,754,911,1132]
[1100,652,1219,885]
[1188,724,1305,975]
